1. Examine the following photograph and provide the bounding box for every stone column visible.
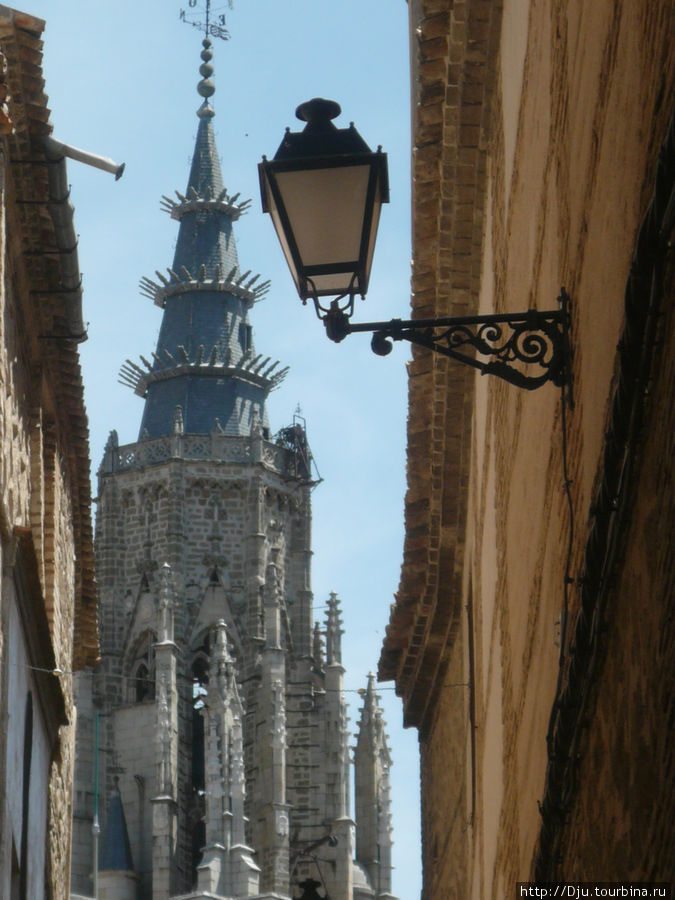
[245,475,266,644]
[321,593,354,899]
[290,484,313,658]
[256,552,290,894]
[324,593,349,823]
[198,621,260,897]
[354,673,396,898]
[151,564,179,900]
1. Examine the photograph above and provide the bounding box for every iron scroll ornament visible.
[322,288,573,402]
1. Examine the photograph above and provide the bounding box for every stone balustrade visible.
[99,433,307,480]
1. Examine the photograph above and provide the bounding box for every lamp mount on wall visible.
[259,98,572,400]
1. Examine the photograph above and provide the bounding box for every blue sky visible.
[26,1,420,894]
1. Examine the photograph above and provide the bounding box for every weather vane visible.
[179,0,232,41]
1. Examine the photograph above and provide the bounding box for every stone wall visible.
[0,9,97,898]
[114,704,158,888]
[73,446,330,896]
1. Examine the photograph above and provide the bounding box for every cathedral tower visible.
[70,11,396,900]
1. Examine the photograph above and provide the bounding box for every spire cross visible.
[179,0,232,41]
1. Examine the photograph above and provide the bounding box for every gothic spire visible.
[354,673,395,894]
[119,14,285,439]
[325,591,343,666]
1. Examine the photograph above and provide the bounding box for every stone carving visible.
[275,809,289,837]
[107,433,302,477]
[156,674,172,794]
[271,679,287,750]
[325,592,343,666]
[172,405,184,434]
[157,563,174,643]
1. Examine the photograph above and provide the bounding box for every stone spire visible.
[312,620,325,669]
[354,673,395,898]
[325,590,343,666]
[247,548,290,894]
[320,592,354,896]
[198,621,260,897]
[152,563,180,898]
[119,32,286,439]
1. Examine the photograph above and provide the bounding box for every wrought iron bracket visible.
[323,288,573,404]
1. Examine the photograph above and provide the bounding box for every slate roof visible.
[122,40,284,439]
[100,780,134,871]
[171,105,240,282]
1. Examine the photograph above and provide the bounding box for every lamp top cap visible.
[295,98,341,126]
[265,97,379,162]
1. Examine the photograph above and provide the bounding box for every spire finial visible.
[179,1,232,115]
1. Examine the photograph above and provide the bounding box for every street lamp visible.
[260,98,572,397]
[258,97,389,317]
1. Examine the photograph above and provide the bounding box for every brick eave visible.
[1,6,99,669]
[378,0,502,728]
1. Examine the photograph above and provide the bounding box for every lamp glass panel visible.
[266,179,302,294]
[301,271,355,296]
[365,189,382,284]
[275,164,371,270]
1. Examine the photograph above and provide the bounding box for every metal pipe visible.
[44,136,125,180]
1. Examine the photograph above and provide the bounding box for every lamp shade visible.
[259,98,389,303]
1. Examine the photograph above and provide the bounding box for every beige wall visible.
[382,0,673,896]
[463,1,672,890]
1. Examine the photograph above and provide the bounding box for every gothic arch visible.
[125,630,157,704]
[187,571,243,660]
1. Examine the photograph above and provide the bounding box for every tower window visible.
[129,635,156,703]
[239,322,252,353]
[134,663,152,703]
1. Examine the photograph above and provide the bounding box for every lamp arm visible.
[323,289,573,400]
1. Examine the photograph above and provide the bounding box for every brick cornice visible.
[379,0,503,729]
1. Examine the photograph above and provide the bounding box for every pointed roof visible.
[325,591,343,665]
[360,672,379,722]
[100,778,134,871]
[171,97,239,283]
[356,673,392,763]
[119,37,284,439]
